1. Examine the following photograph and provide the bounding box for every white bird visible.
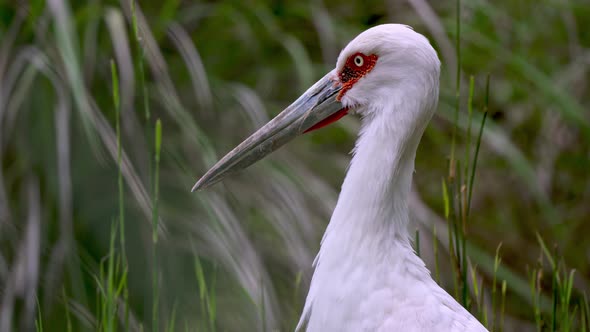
[193,24,487,332]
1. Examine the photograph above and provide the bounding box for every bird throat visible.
[299,113,426,329]
[317,113,421,268]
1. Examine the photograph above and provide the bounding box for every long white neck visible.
[319,105,427,262]
[298,102,432,330]
[298,85,440,331]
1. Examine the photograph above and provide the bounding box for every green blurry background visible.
[0,0,589,331]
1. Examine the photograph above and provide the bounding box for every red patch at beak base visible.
[304,53,377,134]
[304,108,349,133]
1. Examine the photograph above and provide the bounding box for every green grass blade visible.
[467,75,489,216]
[152,119,162,332]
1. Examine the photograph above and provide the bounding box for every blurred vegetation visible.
[0,0,589,331]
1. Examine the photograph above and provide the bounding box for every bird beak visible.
[192,71,345,191]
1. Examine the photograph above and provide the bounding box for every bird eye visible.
[354,55,364,67]
[337,53,378,99]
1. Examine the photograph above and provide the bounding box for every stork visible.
[192,24,487,332]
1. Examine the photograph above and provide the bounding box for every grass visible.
[1,0,589,331]
[152,118,162,331]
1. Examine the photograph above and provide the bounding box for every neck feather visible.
[297,99,435,330]
[318,105,427,264]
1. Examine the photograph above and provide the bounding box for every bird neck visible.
[321,106,427,260]
[298,101,436,330]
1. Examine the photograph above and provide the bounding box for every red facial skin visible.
[337,52,378,101]
[304,52,378,133]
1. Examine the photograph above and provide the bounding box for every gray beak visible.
[192,71,344,191]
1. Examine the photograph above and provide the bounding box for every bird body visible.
[194,24,488,332]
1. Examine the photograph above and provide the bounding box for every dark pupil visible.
[355,57,361,65]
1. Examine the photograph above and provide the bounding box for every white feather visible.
[297,24,487,332]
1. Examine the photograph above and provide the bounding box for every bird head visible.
[335,24,440,120]
[192,24,440,191]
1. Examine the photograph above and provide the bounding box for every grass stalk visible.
[492,243,502,331]
[261,278,266,332]
[530,267,543,331]
[470,266,481,321]
[194,255,207,331]
[166,302,178,332]
[131,0,150,122]
[467,75,490,216]
[464,76,475,182]
[456,160,468,308]
[111,59,129,332]
[110,60,125,260]
[62,287,72,332]
[292,271,303,330]
[131,2,157,328]
[583,293,590,332]
[449,0,462,180]
[552,261,558,332]
[194,255,217,331]
[433,225,440,284]
[500,280,507,332]
[35,296,43,332]
[443,178,460,299]
[102,221,118,332]
[152,119,162,331]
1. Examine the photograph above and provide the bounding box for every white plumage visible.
[194,24,488,332]
[296,24,487,331]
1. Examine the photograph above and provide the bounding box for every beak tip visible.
[192,174,218,192]
[191,179,205,192]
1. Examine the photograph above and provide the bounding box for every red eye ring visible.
[337,53,378,101]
